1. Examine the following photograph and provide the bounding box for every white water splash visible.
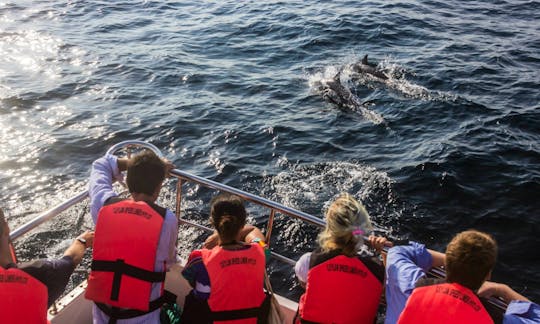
[377,57,458,102]
[312,56,459,103]
[264,161,396,223]
[258,161,400,254]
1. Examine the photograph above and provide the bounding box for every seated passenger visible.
[85,151,178,324]
[0,207,94,324]
[181,193,269,324]
[294,193,391,324]
[385,230,540,324]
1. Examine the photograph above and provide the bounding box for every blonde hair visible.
[318,193,373,256]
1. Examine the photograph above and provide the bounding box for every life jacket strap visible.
[210,306,261,321]
[209,292,271,322]
[91,259,166,301]
[95,290,177,323]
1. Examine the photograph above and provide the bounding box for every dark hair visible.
[445,230,497,291]
[126,151,166,196]
[210,193,246,244]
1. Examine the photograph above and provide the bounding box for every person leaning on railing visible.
[180,193,271,324]
[385,230,540,324]
[0,207,94,324]
[294,193,392,324]
[85,150,178,324]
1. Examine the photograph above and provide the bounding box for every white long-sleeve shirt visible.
[88,154,178,324]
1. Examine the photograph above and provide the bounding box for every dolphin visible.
[319,71,384,124]
[321,71,354,108]
[351,54,388,80]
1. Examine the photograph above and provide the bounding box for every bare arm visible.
[478,281,530,302]
[368,235,394,266]
[239,225,265,243]
[427,249,446,268]
[203,225,265,249]
[63,231,94,266]
[0,208,12,267]
[368,235,394,252]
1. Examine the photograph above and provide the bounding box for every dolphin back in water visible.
[351,54,388,80]
[319,71,384,125]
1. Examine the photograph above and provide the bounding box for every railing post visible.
[175,179,183,222]
[265,209,276,246]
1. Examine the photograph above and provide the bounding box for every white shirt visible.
[89,154,178,324]
[294,252,312,284]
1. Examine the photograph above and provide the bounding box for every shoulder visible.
[163,209,178,225]
[4,262,18,269]
[294,252,312,283]
[92,154,116,167]
[148,205,177,227]
[92,154,120,176]
[186,249,204,264]
[387,241,432,271]
[309,249,341,268]
[102,196,126,207]
[183,250,206,276]
[504,300,540,324]
[358,256,385,284]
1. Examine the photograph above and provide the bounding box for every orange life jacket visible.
[0,266,48,324]
[298,252,383,324]
[201,243,266,324]
[398,282,493,324]
[85,199,166,312]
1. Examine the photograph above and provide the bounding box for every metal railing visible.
[9,140,508,312]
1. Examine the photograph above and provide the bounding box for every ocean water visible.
[1,0,539,303]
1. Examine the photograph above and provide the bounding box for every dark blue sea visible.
[1,0,539,303]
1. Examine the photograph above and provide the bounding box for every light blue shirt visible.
[384,242,432,324]
[384,242,540,324]
[89,154,178,324]
[504,300,540,324]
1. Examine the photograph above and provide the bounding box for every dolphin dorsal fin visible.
[362,54,368,65]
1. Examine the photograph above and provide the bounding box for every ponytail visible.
[210,193,247,244]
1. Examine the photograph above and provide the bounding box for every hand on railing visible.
[478,281,530,303]
[368,235,393,252]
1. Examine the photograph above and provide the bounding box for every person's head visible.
[126,151,166,200]
[445,230,497,291]
[318,193,373,256]
[210,193,247,244]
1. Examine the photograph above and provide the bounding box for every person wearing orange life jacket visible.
[0,208,94,324]
[86,151,178,324]
[0,265,48,324]
[181,193,270,324]
[395,230,540,324]
[294,193,392,324]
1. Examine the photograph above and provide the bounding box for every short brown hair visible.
[126,151,166,195]
[210,193,246,244]
[445,230,497,291]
